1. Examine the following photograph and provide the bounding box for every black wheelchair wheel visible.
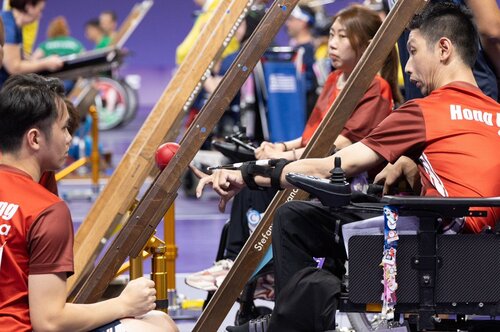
[119,79,139,127]
[347,312,377,331]
[347,313,412,331]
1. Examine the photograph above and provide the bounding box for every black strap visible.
[241,159,290,191]
[241,162,272,191]
[270,158,291,190]
[241,162,261,190]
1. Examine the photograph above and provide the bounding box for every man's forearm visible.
[4,57,47,75]
[284,137,303,150]
[281,143,382,188]
[29,274,130,332]
[52,299,125,332]
[247,142,383,190]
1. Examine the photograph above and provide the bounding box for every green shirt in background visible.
[96,35,112,49]
[37,36,85,57]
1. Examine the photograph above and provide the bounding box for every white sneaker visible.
[185,259,234,291]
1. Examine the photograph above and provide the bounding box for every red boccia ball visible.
[155,142,180,170]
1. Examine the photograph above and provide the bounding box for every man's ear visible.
[26,128,41,151]
[438,37,453,63]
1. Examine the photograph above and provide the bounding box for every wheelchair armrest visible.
[211,141,256,162]
[380,196,500,218]
[285,172,351,208]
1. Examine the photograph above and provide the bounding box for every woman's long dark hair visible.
[333,5,404,105]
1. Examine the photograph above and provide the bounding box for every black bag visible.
[268,267,341,332]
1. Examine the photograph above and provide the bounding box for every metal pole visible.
[88,105,100,195]
[151,245,168,313]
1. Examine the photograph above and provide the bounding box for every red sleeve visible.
[341,76,393,143]
[361,100,427,163]
[28,201,74,276]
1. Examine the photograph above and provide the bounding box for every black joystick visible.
[330,156,347,184]
[285,157,351,208]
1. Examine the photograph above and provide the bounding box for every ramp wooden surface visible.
[72,0,301,305]
[193,0,428,330]
[68,0,252,295]
[111,0,154,48]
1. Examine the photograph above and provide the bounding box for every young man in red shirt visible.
[0,74,178,332]
[194,2,500,330]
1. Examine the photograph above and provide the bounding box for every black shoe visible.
[226,314,272,332]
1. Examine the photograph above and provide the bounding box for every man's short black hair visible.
[0,74,65,153]
[9,0,44,12]
[86,18,102,30]
[409,1,479,68]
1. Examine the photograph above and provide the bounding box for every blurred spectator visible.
[99,10,117,41]
[32,16,85,92]
[465,0,500,80]
[363,0,390,20]
[312,16,333,89]
[85,18,111,49]
[176,0,239,65]
[0,0,63,88]
[32,16,84,58]
[285,4,319,117]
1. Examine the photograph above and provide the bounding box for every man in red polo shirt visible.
[0,74,177,332]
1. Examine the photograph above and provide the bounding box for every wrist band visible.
[280,142,288,151]
[240,159,292,191]
[241,162,271,191]
[270,159,291,190]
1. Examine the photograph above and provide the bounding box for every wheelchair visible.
[211,127,257,163]
[285,158,500,331]
[38,47,139,131]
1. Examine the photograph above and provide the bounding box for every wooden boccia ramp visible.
[111,0,154,49]
[67,0,254,296]
[68,0,266,295]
